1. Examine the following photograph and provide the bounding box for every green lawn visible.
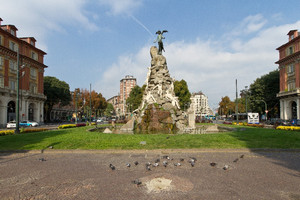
[0,125,299,150]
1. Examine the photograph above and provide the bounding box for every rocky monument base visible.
[121,46,194,133]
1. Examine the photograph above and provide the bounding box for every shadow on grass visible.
[224,126,300,173]
[0,128,69,160]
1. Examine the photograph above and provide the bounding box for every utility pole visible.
[89,83,92,124]
[235,79,239,124]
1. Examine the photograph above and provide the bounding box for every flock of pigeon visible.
[108,154,245,186]
[109,155,244,171]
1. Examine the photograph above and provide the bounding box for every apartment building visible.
[276,30,300,120]
[190,92,213,117]
[0,18,47,127]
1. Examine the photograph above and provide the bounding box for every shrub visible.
[0,130,15,136]
[76,123,86,127]
[58,124,76,129]
[247,124,264,128]
[276,126,300,131]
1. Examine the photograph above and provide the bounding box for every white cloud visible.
[97,0,143,15]
[95,17,300,108]
[0,0,98,50]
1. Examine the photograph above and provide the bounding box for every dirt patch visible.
[140,173,193,193]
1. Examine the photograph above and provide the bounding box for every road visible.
[0,149,299,200]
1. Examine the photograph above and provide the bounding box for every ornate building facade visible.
[276,30,300,120]
[190,92,213,117]
[0,18,47,127]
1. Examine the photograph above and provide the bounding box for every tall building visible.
[0,18,47,127]
[190,92,213,117]
[119,75,136,115]
[276,30,300,120]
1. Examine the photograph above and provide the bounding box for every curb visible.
[1,148,300,155]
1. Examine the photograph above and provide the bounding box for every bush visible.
[76,123,86,127]
[276,126,300,131]
[0,130,15,136]
[58,124,76,129]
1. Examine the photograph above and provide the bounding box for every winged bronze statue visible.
[154,30,168,55]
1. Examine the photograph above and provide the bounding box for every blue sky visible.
[1,0,300,110]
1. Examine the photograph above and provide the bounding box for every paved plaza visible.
[0,149,299,200]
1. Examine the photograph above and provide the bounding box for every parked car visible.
[96,118,102,123]
[6,120,16,129]
[19,120,39,127]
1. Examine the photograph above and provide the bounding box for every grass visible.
[0,125,299,150]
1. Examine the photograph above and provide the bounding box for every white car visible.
[96,119,102,123]
[6,121,16,129]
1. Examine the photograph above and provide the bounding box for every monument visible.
[121,31,195,133]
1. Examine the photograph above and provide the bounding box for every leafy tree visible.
[218,96,235,116]
[75,89,107,119]
[174,80,191,110]
[249,70,279,118]
[44,76,71,122]
[126,85,144,112]
[104,103,115,117]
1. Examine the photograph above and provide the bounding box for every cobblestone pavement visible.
[0,149,299,200]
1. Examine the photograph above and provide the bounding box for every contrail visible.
[129,14,154,38]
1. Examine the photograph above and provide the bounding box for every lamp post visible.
[15,49,20,134]
[255,100,268,121]
[245,86,248,114]
[74,89,80,124]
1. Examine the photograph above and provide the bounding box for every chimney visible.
[0,18,2,26]
[287,30,298,41]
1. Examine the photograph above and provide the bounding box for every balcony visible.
[277,88,300,98]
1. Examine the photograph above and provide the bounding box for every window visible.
[30,83,37,94]
[10,29,15,36]
[9,41,18,52]
[31,51,38,60]
[9,60,17,73]
[0,35,2,45]
[30,68,37,79]
[9,80,16,90]
[0,76,4,88]
[287,64,295,76]
[288,81,296,91]
[0,56,3,69]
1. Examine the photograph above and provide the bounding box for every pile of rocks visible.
[133,46,190,133]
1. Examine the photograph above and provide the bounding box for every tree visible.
[249,70,279,118]
[75,88,107,119]
[218,96,235,116]
[174,79,191,110]
[44,76,71,122]
[104,103,115,117]
[126,85,144,112]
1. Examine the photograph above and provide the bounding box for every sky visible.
[1,0,300,110]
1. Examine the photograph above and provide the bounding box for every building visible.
[107,95,122,116]
[276,30,300,120]
[116,75,136,115]
[190,92,213,117]
[0,18,47,127]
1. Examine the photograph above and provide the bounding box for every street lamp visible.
[255,100,268,121]
[245,86,248,114]
[74,89,80,124]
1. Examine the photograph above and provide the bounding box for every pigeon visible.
[240,155,244,158]
[146,162,151,166]
[180,158,184,162]
[39,158,46,162]
[162,155,170,160]
[163,161,168,167]
[126,163,131,168]
[155,158,160,163]
[134,161,139,166]
[223,165,229,170]
[146,165,151,171]
[153,163,159,167]
[189,158,196,163]
[233,158,239,163]
[190,162,195,167]
[210,162,217,167]
[166,136,169,139]
[109,164,116,170]
[190,157,197,161]
[174,163,181,167]
[48,146,53,149]
[132,179,142,186]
